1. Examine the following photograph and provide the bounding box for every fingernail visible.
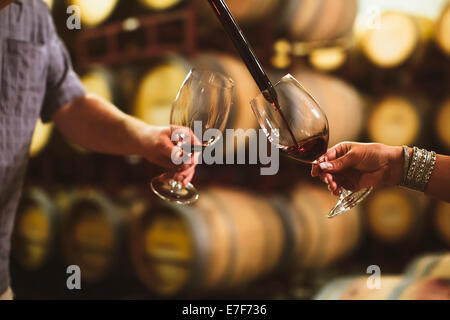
[319,162,333,170]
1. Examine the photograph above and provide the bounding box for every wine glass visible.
[250,74,372,218]
[151,69,234,204]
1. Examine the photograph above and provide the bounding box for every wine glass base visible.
[151,176,199,205]
[328,187,373,219]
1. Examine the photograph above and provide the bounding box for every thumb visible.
[319,152,357,173]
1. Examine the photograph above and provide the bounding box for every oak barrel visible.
[132,55,191,127]
[11,188,60,272]
[62,190,128,284]
[281,0,358,42]
[367,95,422,146]
[192,53,260,152]
[436,3,450,56]
[196,0,281,26]
[67,0,119,27]
[405,253,450,279]
[139,0,183,11]
[364,187,429,244]
[435,98,450,151]
[358,11,433,68]
[291,68,365,147]
[286,184,362,269]
[434,202,450,247]
[130,186,285,296]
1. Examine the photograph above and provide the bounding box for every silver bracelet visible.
[401,146,436,192]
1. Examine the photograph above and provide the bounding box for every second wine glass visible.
[151,69,234,204]
[250,74,372,218]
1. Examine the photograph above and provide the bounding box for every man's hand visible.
[140,126,198,186]
[311,142,404,195]
[53,93,198,186]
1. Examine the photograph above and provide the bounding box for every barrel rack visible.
[75,5,197,68]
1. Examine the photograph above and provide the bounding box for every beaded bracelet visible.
[401,146,436,192]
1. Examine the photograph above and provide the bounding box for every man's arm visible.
[52,93,189,172]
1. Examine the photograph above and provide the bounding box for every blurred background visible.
[11,0,450,299]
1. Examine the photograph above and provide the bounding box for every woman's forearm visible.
[425,154,450,202]
[52,93,153,158]
[390,147,450,202]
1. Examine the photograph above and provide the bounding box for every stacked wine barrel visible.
[315,252,450,300]
[197,0,357,44]
[130,187,285,296]
[356,11,434,69]
[130,184,362,297]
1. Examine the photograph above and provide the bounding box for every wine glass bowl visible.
[250,74,371,218]
[151,69,234,204]
[251,74,329,163]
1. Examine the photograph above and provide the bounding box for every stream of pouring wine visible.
[207,0,298,148]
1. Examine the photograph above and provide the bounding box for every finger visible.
[322,142,352,162]
[183,167,196,186]
[329,179,339,194]
[318,151,358,174]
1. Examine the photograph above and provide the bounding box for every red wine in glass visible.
[283,133,329,164]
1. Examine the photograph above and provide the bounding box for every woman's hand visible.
[311,142,405,195]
